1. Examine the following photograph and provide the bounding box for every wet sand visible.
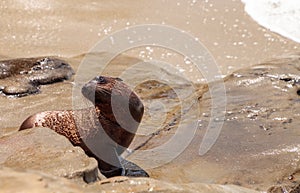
[0,0,299,74]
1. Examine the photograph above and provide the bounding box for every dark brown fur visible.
[19,76,144,176]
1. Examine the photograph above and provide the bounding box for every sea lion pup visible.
[19,76,146,178]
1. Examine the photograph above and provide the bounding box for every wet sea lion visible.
[19,76,147,178]
[0,57,74,97]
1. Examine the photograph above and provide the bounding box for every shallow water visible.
[0,0,299,74]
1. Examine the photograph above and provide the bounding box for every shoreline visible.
[0,0,298,77]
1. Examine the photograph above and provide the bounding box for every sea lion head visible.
[82,76,144,130]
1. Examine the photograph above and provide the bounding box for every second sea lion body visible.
[20,76,145,177]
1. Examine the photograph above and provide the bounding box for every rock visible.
[268,184,300,193]
[0,127,100,183]
[2,53,300,192]
[85,176,259,193]
[0,168,257,193]
[126,54,300,191]
[0,57,74,97]
[0,167,86,193]
[201,54,300,190]
[267,169,300,192]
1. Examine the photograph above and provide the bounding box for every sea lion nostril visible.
[297,89,300,96]
[95,76,106,84]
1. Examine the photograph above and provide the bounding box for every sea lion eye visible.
[95,76,106,84]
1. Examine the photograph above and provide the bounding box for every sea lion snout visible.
[81,81,96,102]
[81,76,118,104]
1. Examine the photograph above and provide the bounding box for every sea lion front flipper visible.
[88,140,124,178]
[120,157,150,177]
[99,148,149,178]
[116,149,126,176]
[97,148,125,177]
[100,148,126,177]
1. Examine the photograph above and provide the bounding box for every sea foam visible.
[241,0,300,43]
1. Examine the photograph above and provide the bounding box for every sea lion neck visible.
[95,91,144,123]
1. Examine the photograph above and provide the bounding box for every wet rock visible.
[0,127,99,183]
[86,176,259,193]
[267,169,300,193]
[0,57,74,97]
[127,54,300,191]
[0,168,258,193]
[0,167,86,193]
[202,54,300,190]
[268,184,300,193]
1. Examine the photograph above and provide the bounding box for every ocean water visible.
[241,0,300,43]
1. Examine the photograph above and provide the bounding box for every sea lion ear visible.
[116,77,123,81]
